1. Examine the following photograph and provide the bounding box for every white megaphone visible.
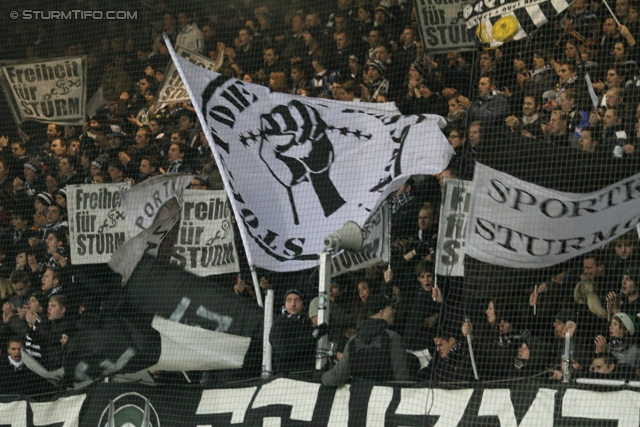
[324,221,363,253]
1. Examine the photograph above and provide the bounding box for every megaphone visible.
[324,221,363,253]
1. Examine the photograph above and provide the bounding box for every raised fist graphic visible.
[258,100,346,224]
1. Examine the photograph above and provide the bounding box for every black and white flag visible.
[157,47,224,105]
[464,0,570,44]
[169,44,454,272]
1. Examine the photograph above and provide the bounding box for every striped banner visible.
[464,0,570,43]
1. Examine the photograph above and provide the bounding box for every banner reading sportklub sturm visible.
[0,55,87,125]
[466,163,640,269]
[170,45,453,272]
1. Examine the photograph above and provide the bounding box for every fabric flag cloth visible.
[120,173,193,238]
[464,0,570,45]
[465,163,640,269]
[66,254,261,382]
[169,43,454,272]
[109,213,180,283]
[0,56,87,125]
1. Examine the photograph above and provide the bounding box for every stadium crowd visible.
[1,0,640,393]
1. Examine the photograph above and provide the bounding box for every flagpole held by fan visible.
[601,0,621,25]
[317,222,364,371]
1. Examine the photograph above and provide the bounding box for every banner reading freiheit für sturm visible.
[415,0,475,53]
[67,183,130,265]
[0,55,86,125]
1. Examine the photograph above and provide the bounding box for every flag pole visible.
[163,33,264,307]
[601,0,621,25]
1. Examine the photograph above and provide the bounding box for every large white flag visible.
[466,163,640,269]
[171,49,453,272]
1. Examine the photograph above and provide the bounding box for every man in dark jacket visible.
[321,293,410,385]
[430,330,475,383]
[269,289,318,375]
[459,76,510,124]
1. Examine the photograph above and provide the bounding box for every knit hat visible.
[29,290,47,309]
[614,312,636,336]
[349,54,360,64]
[308,296,320,318]
[411,60,429,78]
[624,267,640,284]
[91,155,109,171]
[36,192,53,206]
[107,125,125,138]
[55,188,67,201]
[284,288,305,303]
[24,158,41,174]
[368,60,387,77]
[367,293,399,314]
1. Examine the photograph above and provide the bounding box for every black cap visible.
[284,288,305,303]
[367,293,399,314]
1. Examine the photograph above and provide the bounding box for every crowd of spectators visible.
[1,0,640,392]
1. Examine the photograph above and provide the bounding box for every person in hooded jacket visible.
[510,336,552,377]
[321,293,410,386]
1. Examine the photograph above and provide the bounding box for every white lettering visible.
[196,387,257,424]
[396,388,474,426]
[31,395,86,427]
[252,379,320,422]
[478,388,556,427]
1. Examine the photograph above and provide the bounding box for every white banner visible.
[331,201,389,277]
[171,190,240,276]
[416,0,474,53]
[436,178,473,276]
[0,56,86,125]
[121,173,193,238]
[171,47,453,272]
[157,47,223,105]
[466,163,640,268]
[68,183,130,265]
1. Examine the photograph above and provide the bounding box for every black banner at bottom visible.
[1,377,639,426]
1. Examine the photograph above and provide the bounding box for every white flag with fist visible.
[171,47,454,272]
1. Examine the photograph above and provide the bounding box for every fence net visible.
[0,0,639,426]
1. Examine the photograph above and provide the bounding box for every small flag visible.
[464,0,570,45]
